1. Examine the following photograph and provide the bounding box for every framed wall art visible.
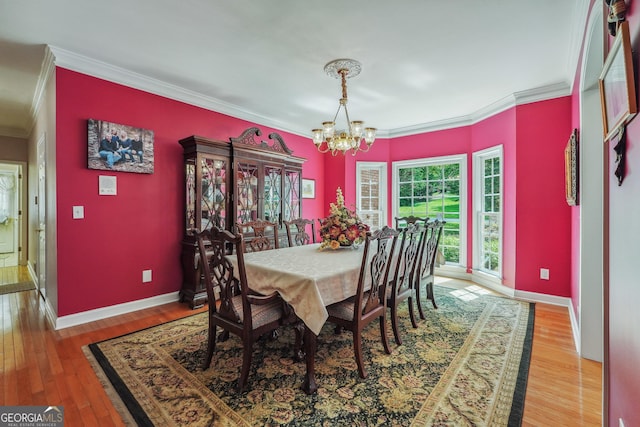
[302,179,315,199]
[88,119,155,174]
[564,128,579,206]
[599,20,637,142]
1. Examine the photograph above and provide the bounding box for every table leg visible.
[301,326,318,394]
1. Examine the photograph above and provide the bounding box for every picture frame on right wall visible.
[565,129,579,206]
[599,21,637,142]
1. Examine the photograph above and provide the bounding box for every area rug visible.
[0,280,36,295]
[85,285,534,426]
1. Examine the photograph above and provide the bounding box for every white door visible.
[37,135,47,296]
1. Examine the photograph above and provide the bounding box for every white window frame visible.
[356,162,387,231]
[472,145,503,285]
[392,154,467,270]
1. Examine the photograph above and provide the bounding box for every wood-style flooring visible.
[0,272,602,426]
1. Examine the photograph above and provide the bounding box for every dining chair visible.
[195,226,287,392]
[325,226,399,379]
[236,219,279,252]
[387,223,424,345]
[394,215,428,230]
[284,218,316,247]
[414,220,446,318]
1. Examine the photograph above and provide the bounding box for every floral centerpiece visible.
[319,187,370,250]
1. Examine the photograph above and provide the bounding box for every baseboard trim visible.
[54,292,181,330]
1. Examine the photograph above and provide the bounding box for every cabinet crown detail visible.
[229,127,293,155]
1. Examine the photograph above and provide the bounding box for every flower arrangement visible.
[319,187,370,250]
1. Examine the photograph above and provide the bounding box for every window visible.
[393,155,467,266]
[356,162,387,231]
[473,146,502,278]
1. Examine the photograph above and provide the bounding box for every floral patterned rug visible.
[85,285,534,426]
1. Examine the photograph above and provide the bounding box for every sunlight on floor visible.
[435,276,498,301]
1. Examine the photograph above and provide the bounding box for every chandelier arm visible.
[344,104,352,128]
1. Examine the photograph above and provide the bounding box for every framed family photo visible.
[302,179,315,199]
[599,21,637,142]
[87,119,155,174]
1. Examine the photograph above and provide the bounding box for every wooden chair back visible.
[284,218,316,246]
[236,219,279,252]
[415,219,446,315]
[195,226,285,391]
[394,215,428,230]
[386,223,424,344]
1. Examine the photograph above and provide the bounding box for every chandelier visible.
[311,59,376,156]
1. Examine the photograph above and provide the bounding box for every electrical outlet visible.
[540,268,550,280]
[142,269,152,283]
[72,205,84,219]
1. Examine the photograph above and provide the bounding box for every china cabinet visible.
[178,136,231,308]
[178,128,305,308]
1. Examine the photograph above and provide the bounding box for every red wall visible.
[514,98,573,296]
[55,68,326,316]
[55,68,574,317]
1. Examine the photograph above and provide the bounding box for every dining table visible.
[228,242,366,394]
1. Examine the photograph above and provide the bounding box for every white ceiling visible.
[0,0,588,139]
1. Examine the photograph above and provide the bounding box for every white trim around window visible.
[392,154,467,271]
[356,162,387,231]
[472,145,503,286]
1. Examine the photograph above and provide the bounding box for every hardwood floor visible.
[1,275,602,426]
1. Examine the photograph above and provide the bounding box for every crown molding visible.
[24,45,56,138]
[47,45,305,137]
[388,82,571,138]
[48,45,573,140]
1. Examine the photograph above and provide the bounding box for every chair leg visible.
[426,279,438,309]
[203,324,217,370]
[390,303,403,346]
[218,329,230,342]
[415,279,426,320]
[408,297,419,328]
[379,314,391,355]
[238,337,253,393]
[353,330,367,379]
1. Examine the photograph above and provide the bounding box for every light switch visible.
[72,206,84,219]
[142,269,152,283]
[540,268,550,280]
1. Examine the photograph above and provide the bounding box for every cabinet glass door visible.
[283,169,301,221]
[236,162,259,223]
[264,165,282,223]
[201,157,227,232]
[185,159,196,234]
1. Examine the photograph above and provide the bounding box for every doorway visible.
[0,163,23,268]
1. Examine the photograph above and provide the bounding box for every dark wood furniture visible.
[179,128,305,308]
[179,136,231,308]
[415,220,446,317]
[196,227,286,392]
[237,219,279,252]
[394,215,428,230]
[387,223,423,345]
[230,127,305,241]
[284,218,316,246]
[325,226,399,378]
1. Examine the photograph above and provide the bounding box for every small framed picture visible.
[599,21,637,141]
[564,129,579,206]
[88,119,154,174]
[302,179,315,199]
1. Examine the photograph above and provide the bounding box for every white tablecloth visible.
[228,243,364,335]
